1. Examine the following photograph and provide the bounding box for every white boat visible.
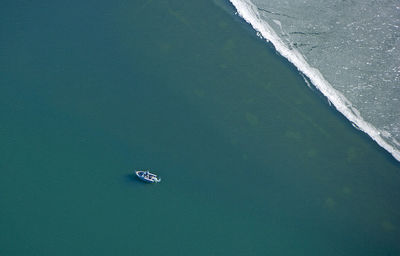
[135,170,161,183]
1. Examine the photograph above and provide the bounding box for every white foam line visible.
[229,0,400,162]
[300,73,313,90]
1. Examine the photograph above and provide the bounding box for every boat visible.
[135,170,161,183]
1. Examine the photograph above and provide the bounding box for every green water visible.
[1,1,399,255]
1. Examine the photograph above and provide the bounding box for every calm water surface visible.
[1,1,399,255]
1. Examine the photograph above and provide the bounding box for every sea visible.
[1,0,400,255]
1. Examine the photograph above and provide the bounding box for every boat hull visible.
[135,170,161,183]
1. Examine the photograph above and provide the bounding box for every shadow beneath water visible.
[123,174,146,186]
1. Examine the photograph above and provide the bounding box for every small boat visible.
[135,170,161,183]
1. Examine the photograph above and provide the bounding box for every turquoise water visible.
[1,1,399,255]
[229,0,400,161]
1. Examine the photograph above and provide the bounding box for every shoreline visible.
[228,0,400,162]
